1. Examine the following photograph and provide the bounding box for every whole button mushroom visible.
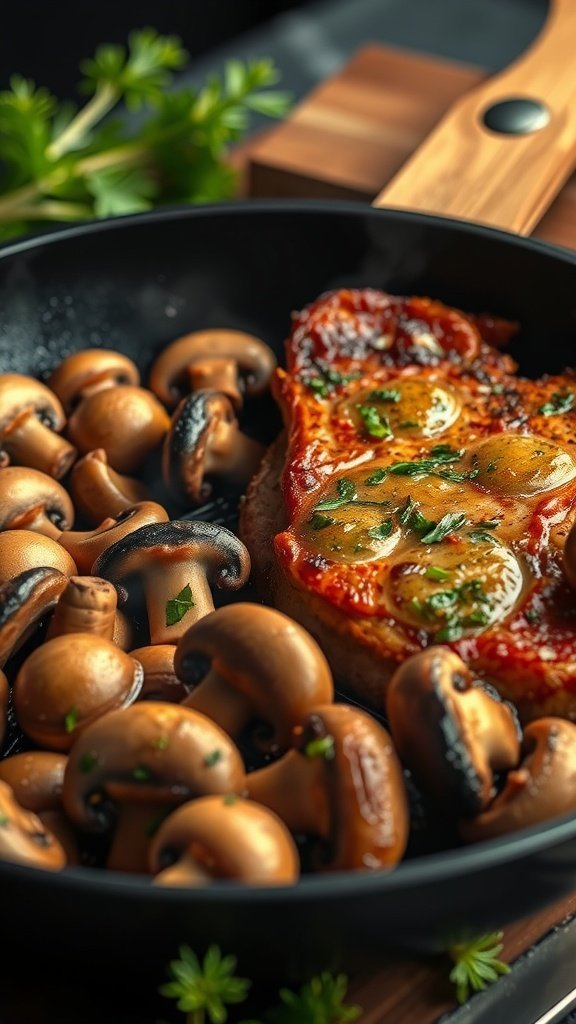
[0,779,66,870]
[246,704,410,872]
[62,702,246,872]
[385,647,521,817]
[93,520,251,646]
[0,374,77,478]
[46,576,118,642]
[130,645,186,703]
[149,328,277,411]
[0,751,78,864]
[0,467,74,538]
[461,718,576,842]
[58,501,169,574]
[13,633,144,751]
[162,391,265,506]
[0,567,68,669]
[0,669,7,748]
[150,796,299,887]
[176,603,334,752]
[69,448,150,526]
[66,386,170,474]
[48,349,140,412]
[0,531,77,585]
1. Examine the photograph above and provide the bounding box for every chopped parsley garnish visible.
[538,391,575,416]
[398,420,418,428]
[437,467,480,483]
[65,707,79,734]
[307,377,330,397]
[365,468,388,486]
[409,509,437,534]
[525,608,540,623]
[304,367,361,398]
[223,793,238,805]
[367,388,401,403]
[477,519,500,529]
[425,566,451,581]
[165,583,194,627]
[304,735,335,760]
[367,519,394,540]
[397,496,417,525]
[356,403,393,439]
[153,736,169,751]
[309,512,336,530]
[469,529,500,544]
[337,478,357,501]
[204,750,223,768]
[132,765,151,781]
[420,512,467,544]
[80,752,98,774]
[0,814,9,827]
[486,461,497,472]
[388,446,464,477]
[414,577,492,640]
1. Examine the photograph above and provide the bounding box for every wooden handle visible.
[374,0,576,234]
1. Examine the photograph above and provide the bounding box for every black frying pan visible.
[1,1,576,982]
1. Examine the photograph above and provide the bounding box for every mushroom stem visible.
[11,504,62,540]
[246,751,329,837]
[2,409,76,479]
[106,801,165,873]
[206,420,265,485]
[146,562,217,645]
[187,359,242,409]
[181,670,251,736]
[70,449,150,525]
[46,576,117,641]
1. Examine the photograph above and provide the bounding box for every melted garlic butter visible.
[466,434,576,497]
[339,379,461,439]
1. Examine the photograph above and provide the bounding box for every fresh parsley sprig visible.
[0,30,291,240]
[447,932,510,1004]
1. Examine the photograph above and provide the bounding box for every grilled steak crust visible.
[240,289,576,721]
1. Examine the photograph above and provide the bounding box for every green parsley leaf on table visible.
[0,30,291,241]
[447,932,510,1005]
[160,944,251,1024]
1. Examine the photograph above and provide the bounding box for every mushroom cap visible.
[150,795,299,886]
[0,669,7,748]
[386,646,521,816]
[162,390,237,505]
[14,633,144,751]
[0,531,77,585]
[0,375,66,434]
[62,702,245,832]
[0,751,67,813]
[66,386,170,473]
[461,718,576,842]
[150,329,276,409]
[93,519,250,593]
[0,779,66,870]
[46,575,118,641]
[48,350,140,412]
[59,501,169,575]
[130,645,186,702]
[176,603,334,751]
[0,566,69,668]
[0,467,75,536]
[69,448,150,526]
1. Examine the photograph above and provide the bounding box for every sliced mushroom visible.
[246,704,409,871]
[149,329,276,411]
[176,603,333,753]
[0,669,7,748]
[461,718,576,842]
[13,633,143,751]
[130,645,186,703]
[93,520,251,645]
[0,531,77,585]
[48,350,140,412]
[0,567,68,668]
[385,647,521,817]
[62,702,246,872]
[58,501,169,574]
[162,391,265,506]
[46,576,118,642]
[69,448,151,526]
[66,386,170,474]
[0,779,66,870]
[0,374,76,478]
[0,467,74,538]
[0,751,78,863]
[150,796,299,887]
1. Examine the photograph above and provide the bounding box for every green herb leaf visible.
[525,608,540,623]
[65,707,79,733]
[79,752,98,774]
[165,583,194,627]
[435,620,465,642]
[223,793,238,806]
[367,519,394,540]
[204,750,222,768]
[409,510,437,534]
[356,404,392,439]
[304,736,336,760]
[538,391,575,417]
[437,467,480,483]
[309,512,337,530]
[420,512,467,544]
[132,764,151,781]
[367,388,401,403]
[425,566,451,581]
[469,529,499,544]
[265,971,361,1024]
[153,736,169,751]
[160,944,251,1022]
[337,478,357,501]
[365,468,388,486]
[397,496,417,525]
[448,932,509,1005]
[0,814,9,827]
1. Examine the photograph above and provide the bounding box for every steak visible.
[240,289,576,722]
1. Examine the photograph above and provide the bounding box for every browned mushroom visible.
[130,645,186,702]
[13,633,143,751]
[59,501,169,574]
[0,751,78,862]
[0,374,76,478]
[66,386,170,474]
[176,603,333,753]
[0,467,75,538]
[385,647,521,816]
[0,669,7,748]
[149,329,276,411]
[0,779,66,870]
[162,391,265,506]
[0,531,77,585]
[150,796,299,886]
[48,350,140,412]
[46,576,118,641]
[69,448,150,526]
[246,704,409,871]
[93,520,251,645]
[113,610,134,651]
[461,718,576,842]
[0,567,69,668]
[62,702,246,872]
